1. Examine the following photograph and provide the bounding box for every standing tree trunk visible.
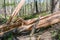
[50,0,55,13]
[46,0,48,11]
[51,0,59,13]
[34,0,38,13]
[39,0,41,12]
[4,0,6,19]
[59,0,60,10]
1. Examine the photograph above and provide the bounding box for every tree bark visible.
[4,0,6,19]
[0,11,60,35]
[19,11,60,30]
[50,0,55,13]
[51,0,59,13]
[34,0,38,13]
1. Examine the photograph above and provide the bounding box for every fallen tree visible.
[18,11,60,30]
[0,11,60,35]
[0,0,60,36]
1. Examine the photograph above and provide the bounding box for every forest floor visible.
[15,23,60,40]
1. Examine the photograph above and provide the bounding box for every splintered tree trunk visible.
[0,11,60,36]
[19,11,60,31]
[6,0,25,24]
[1,0,60,36]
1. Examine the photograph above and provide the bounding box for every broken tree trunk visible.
[6,0,25,24]
[19,11,60,30]
[0,11,60,35]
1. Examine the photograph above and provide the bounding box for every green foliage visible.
[0,14,8,24]
[0,18,7,24]
[3,32,13,40]
[23,12,48,20]
[2,2,15,7]
[24,14,39,20]
[52,31,60,40]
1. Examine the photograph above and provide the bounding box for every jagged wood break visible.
[0,0,60,35]
[0,11,60,35]
[6,0,25,24]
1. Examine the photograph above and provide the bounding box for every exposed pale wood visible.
[17,12,60,30]
[6,0,25,24]
[18,11,60,30]
[0,11,60,35]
